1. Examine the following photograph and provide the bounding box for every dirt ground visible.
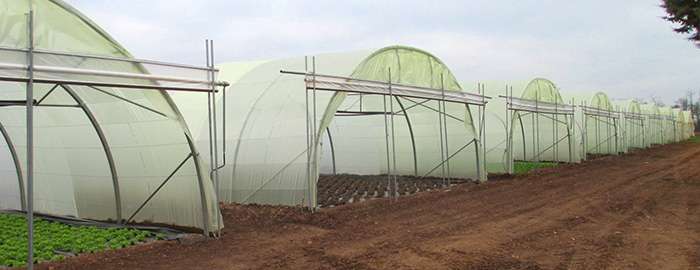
[39,141,700,270]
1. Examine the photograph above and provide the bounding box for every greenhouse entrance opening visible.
[581,103,621,158]
[501,80,577,174]
[281,61,489,209]
[622,110,645,150]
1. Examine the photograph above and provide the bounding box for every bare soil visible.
[37,141,700,270]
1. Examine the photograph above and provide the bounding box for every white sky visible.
[67,0,700,105]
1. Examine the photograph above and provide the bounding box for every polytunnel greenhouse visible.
[171,46,489,208]
[617,100,646,152]
[477,78,579,175]
[581,92,621,156]
[0,0,223,234]
[681,110,695,139]
[642,103,664,145]
[660,107,677,144]
[506,79,578,167]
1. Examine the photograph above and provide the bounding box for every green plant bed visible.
[0,213,163,268]
[513,161,558,175]
[688,136,700,143]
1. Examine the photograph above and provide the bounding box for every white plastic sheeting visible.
[0,0,221,232]
[172,46,486,207]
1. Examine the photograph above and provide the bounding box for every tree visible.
[662,0,700,46]
[675,92,700,132]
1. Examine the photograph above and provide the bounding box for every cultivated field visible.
[39,139,700,270]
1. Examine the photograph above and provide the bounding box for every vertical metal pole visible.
[478,83,488,180]
[596,106,600,153]
[554,96,558,161]
[504,86,510,173]
[472,83,483,182]
[605,108,609,152]
[304,56,312,209]
[568,98,574,163]
[205,40,215,191]
[441,75,450,185]
[209,40,222,234]
[613,107,618,154]
[582,101,587,160]
[26,10,35,270]
[437,83,446,186]
[509,86,514,173]
[311,57,318,209]
[389,68,397,197]
[660,112,664,143]
[382,91,391,197]
[203,40,218,236]
[535,91,540,162]
[222,84,227,169]
[641,116,645,147]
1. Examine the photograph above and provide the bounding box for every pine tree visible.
[662,0,700,46]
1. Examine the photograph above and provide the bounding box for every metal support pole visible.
[613,108,618,154]
[568,98,574,163]
[204,40,218,236]
[582,100,588,160]
[554,97,559,161]
[534,92,540,162]
[26,10,35,270]
[389,68,398,197]
[641,117,645,147]
[479,83,488,181]
[440,75,450,185]
[208,40,222,234]
[205,40,215,191]
[382,92,392,197]
[437,83,446,186]
[506,86,514,174]
[311,56,318,209]
[304,56,312,208]
[475,113,482,181]
[504,85,510,173]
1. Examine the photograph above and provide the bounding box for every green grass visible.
[0,213,162,268]
[688,136,700,144]
[513,161,558,175]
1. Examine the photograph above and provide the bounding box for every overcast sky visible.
[66,0,700,105]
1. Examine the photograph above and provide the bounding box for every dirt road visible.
[42,141,700,270]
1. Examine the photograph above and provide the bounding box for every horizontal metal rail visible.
[580,105,621,118]
[0,75,216,93]
[280,70,490,106]
[500,95,575,115]
[0,46,219,72]
[0,63,219,86]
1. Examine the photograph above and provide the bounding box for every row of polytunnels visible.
[0,0,696,237]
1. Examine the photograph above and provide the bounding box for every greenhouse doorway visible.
[282,64,489,209]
